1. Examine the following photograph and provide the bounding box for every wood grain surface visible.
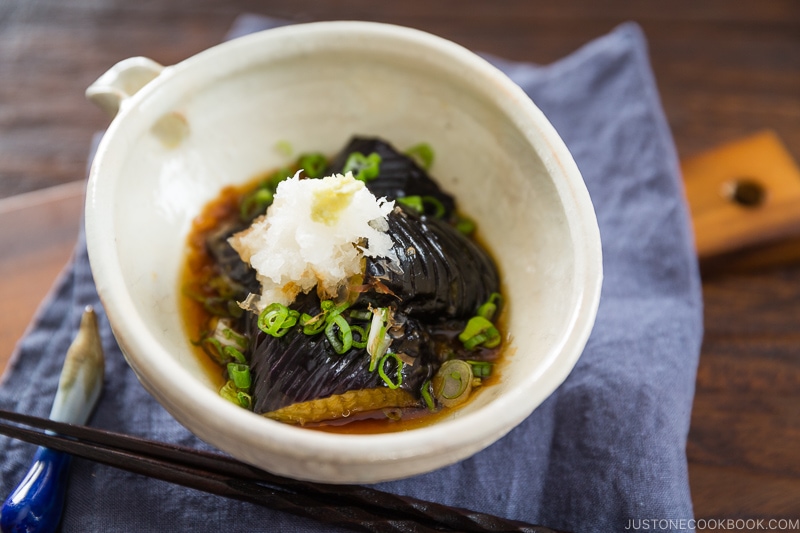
[1,1,798,530]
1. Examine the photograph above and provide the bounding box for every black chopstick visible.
[0,415,419,532]
[0,409,566,533]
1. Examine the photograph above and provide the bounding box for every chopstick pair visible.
[0,409,565,533]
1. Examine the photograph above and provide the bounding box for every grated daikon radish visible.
[229,171,397,310]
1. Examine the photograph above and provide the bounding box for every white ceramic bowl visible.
[84,21,602,483]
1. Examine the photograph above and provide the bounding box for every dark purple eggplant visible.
[248,293,438,414]
[205,221,260,296]
[328,137,456,218]
[362,206,500,319]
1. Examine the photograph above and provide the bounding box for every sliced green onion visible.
[222,329,248,351]
[258,303,300,337]
[200,329,247,366]
[458,315,501,350]
[300,301,351,340]
[378,352,403,389]
[199,337,225,365]
[219,380,239,404]
[211,320,248,351]
[268,167,293,188]
[432,360,473,407]
[420,379,436,411]
[208,275,241,299]
[240,187,274,221]
[421,196,446,218]
[203,297,242,318]
[236,391,253,409]
[405,143,434,170]
[348,309,372,322]
[455,214,476,235]
[343,152,382,182]
[325,314,353,354]
[350,324,368,349]
[222,345,247,364]
[477,292,502,321]
[396,195,445,218]
[219,380,252,409]
[227,362,251,390]
[396,195,424,214]
[367,307,392,371]
[298,152,328,179]
[300,312,326,335]
[274,140,293,157]
[467,360,493,379]
[326,300,351,319]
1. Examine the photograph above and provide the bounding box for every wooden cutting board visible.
[682,130,800,260]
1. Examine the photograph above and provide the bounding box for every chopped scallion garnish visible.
[258,303,300,337]
[300,312,327,335]
[268,167,292,188]
[350,324,368,349]
[421,196,446,218]
[420,379,436,411]
[219,380,238,404]
[203,297,243,318]
[348,309,372,322]
[240,187,274,221]
[274,140,293,157]
[378,352,403,389]
[325,314,353,354]
[477,292,502,321]
[458,315,501,350]
[227,362,251,390]
[395,195,445,218]
[222,345,247,364]
[458,294,503,349]
[367,307,392,371]
[455,214,476,235]
[219,380,252,409]
[467,360,493,379]
[198,321,248,366]
[199,337,225,365]
[404,143,434,170]
[343,152,382,182]
[236,391,253,409]
[432,360,473,407]
[396,195,425,214]
[298,152,328,179]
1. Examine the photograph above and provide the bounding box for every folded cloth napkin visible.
[0,14,702,533]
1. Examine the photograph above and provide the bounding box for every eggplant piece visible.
[328,137,456,218]
[248,293,438,414]
[363,207,500,319]
[205,221,260,295]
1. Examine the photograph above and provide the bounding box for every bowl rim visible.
[85,20,602,480]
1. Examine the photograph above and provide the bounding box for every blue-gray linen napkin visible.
[0,15,703,533]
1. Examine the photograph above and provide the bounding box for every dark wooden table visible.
[1,1,799,529]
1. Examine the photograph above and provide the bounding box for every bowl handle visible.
[85,57,165,119]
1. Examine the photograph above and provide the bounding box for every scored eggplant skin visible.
[249,327,380,414]
[363,206,500,318]
[248,293,439,414]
